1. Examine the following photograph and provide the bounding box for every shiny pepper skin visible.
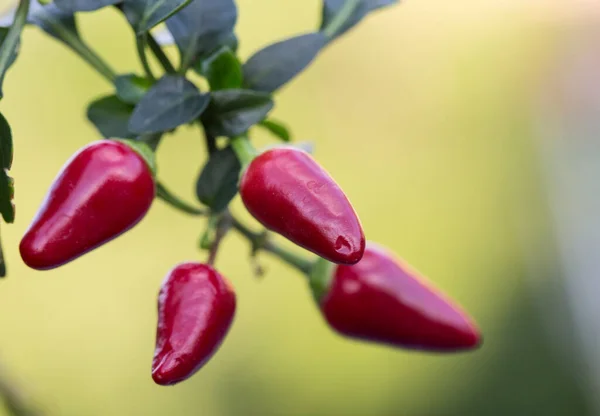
[20,140,155,270]
[152,263,236,386]
[315,243,481,351]
[239,147,365,265]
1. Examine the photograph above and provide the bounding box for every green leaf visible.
[0,27,19,100]
[123,0,191,34]
[202,89,274,137]
[54,0,120,12]
[0,1,81,54]
[26,1,80,42]
[0,111,14,228]
[0,169,15,223]
[0,112,13,169]
[128,75,210,134]
[0,1,86,77]
[243,33,327,93]
[87,95,135,138]
[321,0,398,39]
[198,46,242,91]
[196,146,240,212]
[0,28,18,69]
[114,74,153,104]
[257,119,290,142]
[165,0,237,67]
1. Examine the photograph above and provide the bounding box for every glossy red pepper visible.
[20,140,155,270]
[152,263,236,386]
[239,147,365,264]
[311,243,481,351]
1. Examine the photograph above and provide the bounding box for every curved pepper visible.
[152,263,236,386]
[20,140,155,270]
[310,242,481,351]
[239,147,365,264]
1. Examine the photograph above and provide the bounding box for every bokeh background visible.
[0,0,599,414]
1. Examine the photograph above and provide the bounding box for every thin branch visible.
[136,34,156,81]
[147,33,176,75]
[155,181,206,216]
[228,214,314,275]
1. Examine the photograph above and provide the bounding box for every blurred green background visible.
[0,0,594,415]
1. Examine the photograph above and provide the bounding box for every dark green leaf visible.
[165,0,236,66]
[198,46,242,90]
[115,74,152,104]
[257,119,290,142]
[243,33,327,93]
[123,0,191,34]
[0,169,15,223]
[195,146,240,212]
[87,95,135,138]
[0,1,80,51]
[0,28,17,70]
[27,1,80,42]
[0,27,19,100]
[0,112,13,169]
[129,75,209,134]
[0,111,13,226]
[54,0,121,12]
[321,0,398,39]
[202,89,273,137]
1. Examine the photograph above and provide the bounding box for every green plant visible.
[0,0,482,387]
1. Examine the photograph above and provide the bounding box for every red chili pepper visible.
[239,147,365,264]
[310,242,481,351]
[152,263,236,386]
[20,140,155,270]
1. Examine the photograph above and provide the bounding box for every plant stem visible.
[230,135,258,169]
[136,34,155,81]
[156,181,206,215]
[229,215,314,276]
[206,215,230,265]
[205,132,217,155]
[323,0,361,39]
[49,22,116,82]
[147,33,176,75]
[0,0,29,95]
[154,180,313,275]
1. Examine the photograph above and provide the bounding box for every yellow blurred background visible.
[0,0,596,414]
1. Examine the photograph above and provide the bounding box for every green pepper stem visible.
[0,0,30,95]
[322,0,361,39]
[115,139,157,176]
[46,20,116,83]
[230,135,258,169]
[156,181,206,215]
